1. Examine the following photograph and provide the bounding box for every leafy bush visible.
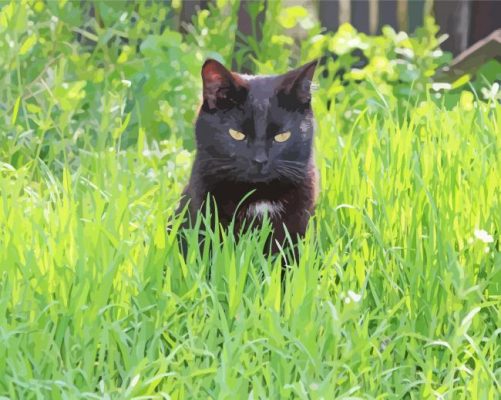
[0,0,239,168]
[1,0,499,168]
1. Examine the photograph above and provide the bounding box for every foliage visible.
[0,0,240,168]
[0,0,500,398]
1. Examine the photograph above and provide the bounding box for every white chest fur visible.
[246,201,284,219]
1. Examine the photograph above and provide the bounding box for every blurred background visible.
[0,0,500,168]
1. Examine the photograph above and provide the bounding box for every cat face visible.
[195,59,317,184]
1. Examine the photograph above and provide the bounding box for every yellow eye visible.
[274,131,291,143]
[229,128,246,141]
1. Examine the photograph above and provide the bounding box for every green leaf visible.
[19,34,37,55]
[11,96,20,126]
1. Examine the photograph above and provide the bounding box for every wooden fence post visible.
[378,0,398,33]
[318,0,340,32]
[408,0,425,32]
[469,0,501,46]
[351,0,370,33]
[317,0,423,35]
[433,0,471,55]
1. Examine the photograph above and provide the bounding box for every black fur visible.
[178,59,319,255]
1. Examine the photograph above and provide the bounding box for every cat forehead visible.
[240,74,282,100]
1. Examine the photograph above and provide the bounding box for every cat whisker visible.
[276,164,305,183]
[280,159,305,164]
[277,161,304,171]
[281,164,303,173]
[202,165,235,178]
[280,160,307,167]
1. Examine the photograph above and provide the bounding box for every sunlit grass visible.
[1,89,499,398]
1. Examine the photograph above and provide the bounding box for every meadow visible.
[0,1,500,398]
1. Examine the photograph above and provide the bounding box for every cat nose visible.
[252,154,268,167]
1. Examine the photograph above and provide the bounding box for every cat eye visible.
[274,131,291,143]
[229,128,246,141]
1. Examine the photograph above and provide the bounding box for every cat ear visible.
[201,59,248,110]
[277,60,318,105]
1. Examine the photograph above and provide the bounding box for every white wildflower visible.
[474,229,494,244]
[347,290,362,303]
[432,82,451,91]
[431,49,443,58]
[129,374,140,389]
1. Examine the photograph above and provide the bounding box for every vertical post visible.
[434,0,471,55]
[369,0,379,35]
[469,0,501,46]
[318,0,340,32]
[339,0,351,25]
[351,0,370,33]
[397,0,408,32]
[408,0,424,33]
[378,0,398,33]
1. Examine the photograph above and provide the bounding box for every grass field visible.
[1,1,500,398]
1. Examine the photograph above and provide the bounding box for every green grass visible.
[1,1,500,399]
[1,93,500,398]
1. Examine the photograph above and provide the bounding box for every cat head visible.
[195,59,317,184]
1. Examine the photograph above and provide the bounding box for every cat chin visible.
[245,175,272,182]
[234,176,301,187]
[240,174,278,184]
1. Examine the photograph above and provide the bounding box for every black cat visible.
[177,59,318,255]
